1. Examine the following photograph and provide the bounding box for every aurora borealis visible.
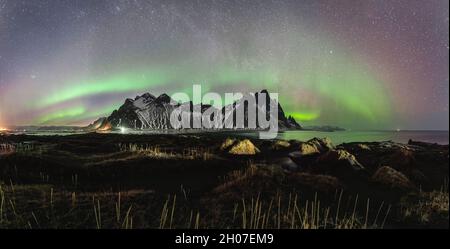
[0,0,448,130]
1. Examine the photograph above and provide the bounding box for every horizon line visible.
[1,124,449,132]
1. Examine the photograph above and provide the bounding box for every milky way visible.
[0,0,448,130]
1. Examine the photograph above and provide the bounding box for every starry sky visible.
[0,0,448,130]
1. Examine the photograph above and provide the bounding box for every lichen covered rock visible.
[220,138,237,151]
[371,166,415,191]
[299,142,321,155]
[314,149,366,179]
[271,140,291,151]
[227,139,260,155]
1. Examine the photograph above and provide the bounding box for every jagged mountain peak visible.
[136,92,156,100]
[91,89,301,131]
[155,93,173,104]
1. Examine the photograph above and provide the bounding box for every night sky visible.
[0,0,448,130]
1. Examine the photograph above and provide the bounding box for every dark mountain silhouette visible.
[88,90,301,131]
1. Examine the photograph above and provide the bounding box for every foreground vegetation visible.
[0,132,448,229]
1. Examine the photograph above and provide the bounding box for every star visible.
[0,0,447,130]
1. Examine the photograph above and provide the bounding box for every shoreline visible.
[1,129,449,145]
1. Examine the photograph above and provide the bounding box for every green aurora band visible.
[35,56,391,127]
[1,0,447,130]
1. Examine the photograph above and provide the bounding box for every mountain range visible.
[87,89,301,131]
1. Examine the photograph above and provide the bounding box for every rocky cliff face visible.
[106,93,177,129]
[89,90,301,131]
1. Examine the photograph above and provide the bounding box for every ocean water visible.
[277,130,449,145]
[1,129,448,145]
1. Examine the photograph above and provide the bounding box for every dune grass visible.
[0,180,393,229]
[118,143,213,160]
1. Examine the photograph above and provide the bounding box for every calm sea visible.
[1,129,448,145]
[277,130,449,145]
[235,130,448,145]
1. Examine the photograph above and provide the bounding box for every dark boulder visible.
[314,149,367,179]
[370,166,415,192]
